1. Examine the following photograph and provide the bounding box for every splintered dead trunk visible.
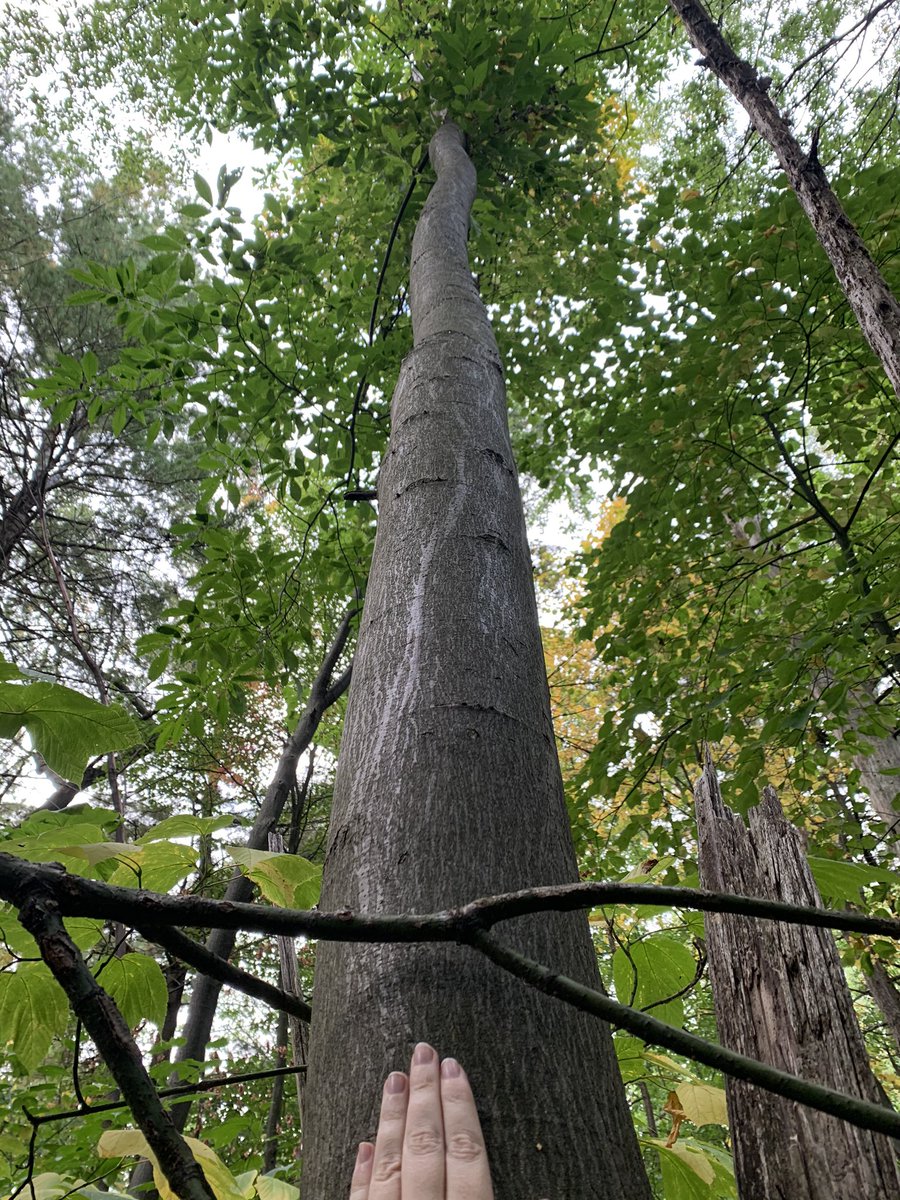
[695,760,900,1200]
[302,124,651,1200]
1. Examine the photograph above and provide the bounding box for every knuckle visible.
[406,1127,443,1155]
[372,1150,402,1182]
[447,1130,485,1162]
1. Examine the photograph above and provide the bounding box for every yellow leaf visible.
[674,1082,729,1128]
[98,1131,246,1200]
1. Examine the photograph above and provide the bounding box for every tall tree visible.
[303,121,650,1199]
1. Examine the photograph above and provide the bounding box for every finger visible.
[402,1043,445,1197]
[349,1142,374,1200]
[441,1058,494,1198]
[368,1072,408,1199]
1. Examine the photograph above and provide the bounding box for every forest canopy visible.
[0,2,898,1198]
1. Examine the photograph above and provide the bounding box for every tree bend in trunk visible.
[302,123,651,1200]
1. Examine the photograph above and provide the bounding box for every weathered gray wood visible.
[695,758,900,1199]
[302,123,651,1200]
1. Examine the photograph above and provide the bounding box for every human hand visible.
[349,1042,494,1199]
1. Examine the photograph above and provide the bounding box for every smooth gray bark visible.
[302,123,650,1200]
[669,0,900,402]
[695,759,900,1199]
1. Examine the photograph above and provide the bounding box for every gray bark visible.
[695,758,900,1199]
[302,123,650,1200]
[867,958,900,1057]
[850,706,900,854]
[262,1011,289,1175]
[669,0,900,403]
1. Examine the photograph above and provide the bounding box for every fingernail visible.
[386,1071,407,1094]
[441,1057,462,1078]
[356,1142,374,1165]
[414,1042,434,1065]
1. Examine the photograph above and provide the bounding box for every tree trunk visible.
[302,123,650,1200]
[695,758,900,1199]
[867,957,900,1058]
[262,1011,289,1175]
[669,0,900,403]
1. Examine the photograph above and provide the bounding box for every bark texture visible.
[695,759,900,1200]
[669,0,900,402]
[867,957,900,1057]
[302,123,650,1199]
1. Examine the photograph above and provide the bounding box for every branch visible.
[468,929,900,1140]
[1,856,897,943]
[668,0,900,401]
[28,1065,307,1127]
[15,881,216,1200]
[135,923,311,1023]
[5,859,900,1147]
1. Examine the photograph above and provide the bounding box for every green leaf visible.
[0,962,69,1071]
[194,173,214,205]
[137,814,237,844]
[100,953,168,1028]
[646,1139,717,1199]
[673,1083,729,1128]
[224,846,322,908]
[107,841,198,892]
[255,1175,299,1200]
[0,675,142,782]
[808,857,898,904]
[99,1131,248,1200]
[612,936,696,1027]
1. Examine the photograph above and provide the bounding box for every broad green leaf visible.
[224,846,322,908]
[100,953,168,1028]
[0,903,38,957]
[20,1174,81,1200]
[0,677,141,782]
[613,1034,645,1083]
[107,842,198,892]
[612,936,696,1027]
[255,1175,299,1200]
[137,814,237,844]
[808,857,898,904]
[645,1139,716,1196]
[0,962,69,1071]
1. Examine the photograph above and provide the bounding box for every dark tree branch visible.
[669,0,900,401]
[3,856,900,1151]
[134,923,311,1023]
[28,1065,307,1127]
[1,856,897,945]
[14,880,216,1200]
[468,928,900,1140]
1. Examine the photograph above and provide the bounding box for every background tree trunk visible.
[302,123,651,1200]
[695,758,900,1199]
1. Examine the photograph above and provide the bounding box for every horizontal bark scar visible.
[394,475,451,497]
[480,447,514,474]
[433,701,516,721]
[455,531,511,553]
